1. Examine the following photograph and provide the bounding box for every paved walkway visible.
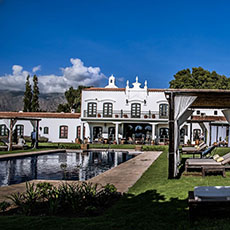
[0,151,161,202]
[89,151,161,193]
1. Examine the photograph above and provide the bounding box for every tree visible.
[65,87,79,110]
[169,67,229,89]
[31,75,40,112]
[57,86,89,113]
[23,75,32,112]
[57,104,71,113]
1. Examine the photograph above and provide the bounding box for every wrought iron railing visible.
[83,110,168,119]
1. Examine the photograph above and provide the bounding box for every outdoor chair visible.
[185,152,230,176]
[200,145,216,158]
[0,137,28,150]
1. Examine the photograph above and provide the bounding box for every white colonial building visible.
[0,76,229,146]
[80,76,169,144]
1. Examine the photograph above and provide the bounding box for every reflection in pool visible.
[0,151,133,187]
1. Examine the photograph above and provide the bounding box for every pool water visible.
[0,151,133,187]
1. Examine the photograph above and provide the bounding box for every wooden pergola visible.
[165,89,230,179]
[0,113,41,151]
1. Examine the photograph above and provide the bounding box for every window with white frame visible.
[0,124,8,136]
[159,104,168,118]
[87,102,97,117]
[15,125,24,136]
[103,103,113,117]
[44,127,49,134]
[59,126,68,139]
[131,103,141,118]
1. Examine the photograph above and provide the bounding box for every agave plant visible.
[0,201,11,212]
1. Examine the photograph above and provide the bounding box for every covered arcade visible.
[165,89,230,178]
[0,112,40,151]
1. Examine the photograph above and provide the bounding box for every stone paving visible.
[0,150,161,202]
[89,151,161,193]
[0,149,66,159]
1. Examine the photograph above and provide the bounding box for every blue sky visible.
[1,0,230,92]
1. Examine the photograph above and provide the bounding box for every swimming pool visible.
[0,150,133,187]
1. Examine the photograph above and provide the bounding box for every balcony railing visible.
[83,110,168,119]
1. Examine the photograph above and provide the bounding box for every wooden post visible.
[35,120,39,149]
[168,92,175,179]
[190,122,192,144]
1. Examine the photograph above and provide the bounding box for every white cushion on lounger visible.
[186,159,221,166]
[194,186,230,201]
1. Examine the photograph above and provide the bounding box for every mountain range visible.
[0,90,66,112]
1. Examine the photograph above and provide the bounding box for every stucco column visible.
[228,126,230,147]
[80,122,85,142]
[113,122,121,144]
[150,123,157,142]
[79,152,83,180]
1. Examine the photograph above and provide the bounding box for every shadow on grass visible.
[108,190,230,230]
[177,157,187,179]
[0,189,229,230]
[106,189,189,230]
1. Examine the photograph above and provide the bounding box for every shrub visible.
[58,144,81,149]
[142,145,168,151]
[6,181,121,217]
[0,201,10,212]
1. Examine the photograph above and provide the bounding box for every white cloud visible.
[0,58,106,93]
[32,65,41,73]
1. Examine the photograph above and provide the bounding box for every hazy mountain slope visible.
[0,90,66,112]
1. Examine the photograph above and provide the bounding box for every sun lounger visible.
[188,186,230,221]
[182,142,207,158]
[185,153,230,174]
[182,142,206,152]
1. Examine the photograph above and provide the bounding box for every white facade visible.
[0,113,85,143]
[81,77,169,144]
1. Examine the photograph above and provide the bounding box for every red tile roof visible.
[191,115,226,122]
[83,88,125,91]
[83,87,167,92]
[0,112,81,119]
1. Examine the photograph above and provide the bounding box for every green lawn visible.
[1,147,230,229]
[0,142,60,155]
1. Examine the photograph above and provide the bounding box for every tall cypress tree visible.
[31,75,40,112]
[23,75,32,112]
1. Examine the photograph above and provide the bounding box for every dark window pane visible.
[103,103,113,117]
[131,103,141,118]
[87,103,97,117]
[59,126,68,139]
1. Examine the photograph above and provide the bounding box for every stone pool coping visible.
[0,151,162,202]
[0,148,140,160]
[0,149,66,160]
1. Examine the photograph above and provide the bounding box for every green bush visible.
[0,201,10,212]
[6,182,121,217]
[142,145,168,151]
[89,144,136,149]
[58,144,81,149]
